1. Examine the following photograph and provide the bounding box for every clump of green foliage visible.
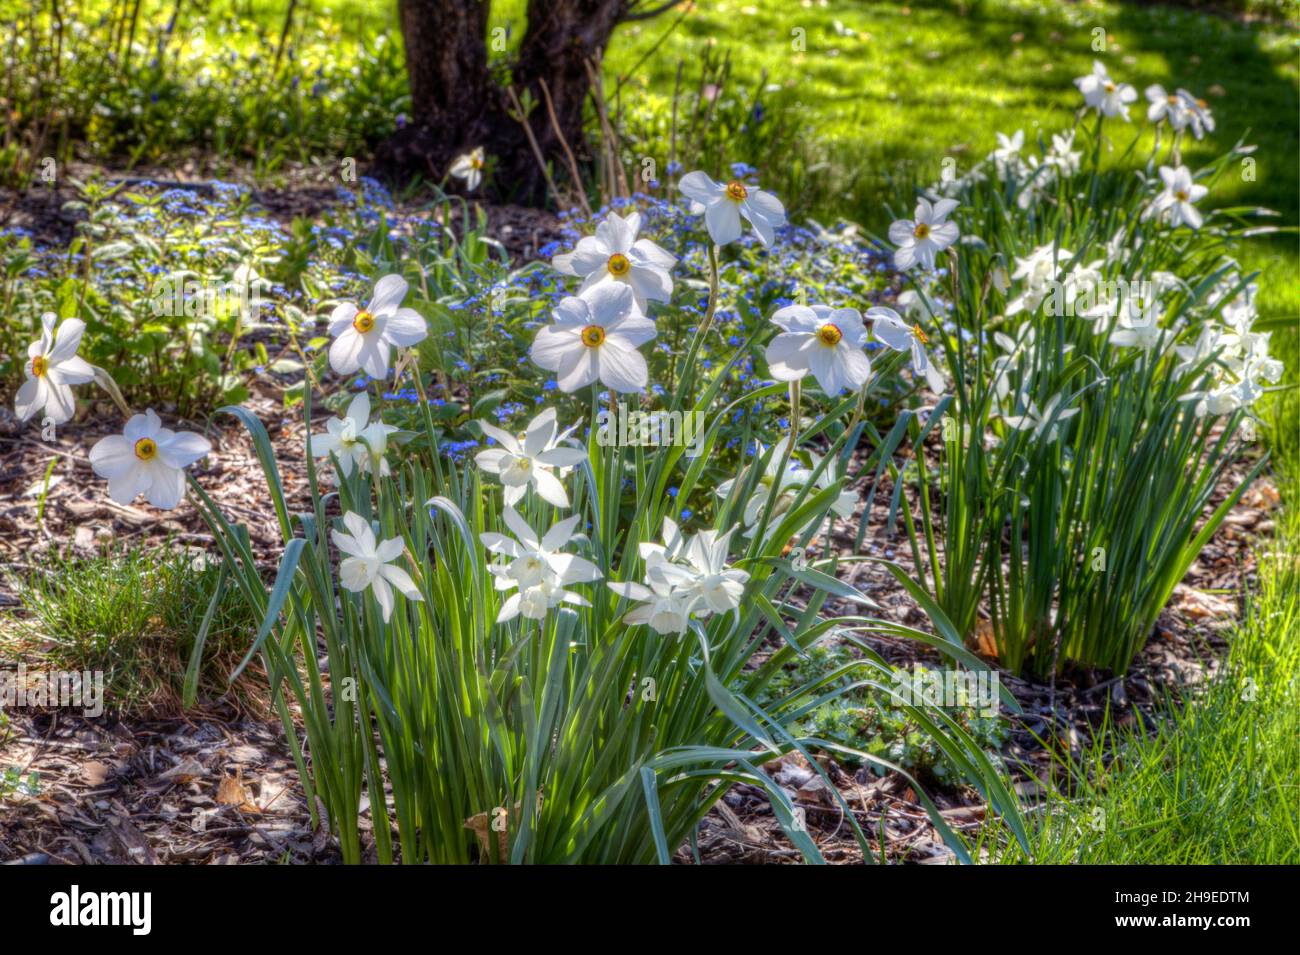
[7,544,261,715]
[761,643,1009,786]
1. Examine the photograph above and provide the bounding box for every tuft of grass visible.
[989,473,1300,863]
[3,545,263,717]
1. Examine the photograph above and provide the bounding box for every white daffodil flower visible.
[1144,165,1207,230]
[1001,393,1079,443]
[1006,244,1073,316]
[480,508,601,623]
[529,282,656,393]
[1177,90,1215,140]
[309,390,397,477]
[610,519,750,633]
[675,528,750,617]
[475,406,586,507]
[764,304,872,395]
[1144,85,1191,131]
[1047,131,1082,177]
[331,511,422,623]
[15,312,96,425]
[1074,60,1137,119]
[867,306,946,393]
[678,170,787,246]
[637,515,690,567]
[888,197,960,271]
[993,129,1025,176]
[715,438,855,539]
[1180,338,1276,418]
[1109,299,1164,351]
[89,409,211,510]
[608,571,694,636]
[1174,324,1227,380]
[328,274,428,379]
[449,147,485,191]
[552,210,676,311]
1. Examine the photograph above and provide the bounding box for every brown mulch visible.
[0,159,565,263]
[0,703,339,866]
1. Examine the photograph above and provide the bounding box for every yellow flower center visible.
[1175,189,1190,202]
[817,324,843,346]
[1104,82,1116,93]
[913,222,931,240]
[725,180,748,201]
[581,325,606,348]
[913,323,929,344]
[472,154,483,169]
[134,437,158,461]
[31,355,49,377]
[352,309,376,333]
[1167,95,1179,105]
[607,252,631,277]
[1197,98,1207,109]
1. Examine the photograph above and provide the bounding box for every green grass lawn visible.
[596,0,1298,322]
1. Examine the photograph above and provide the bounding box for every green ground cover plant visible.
[4,544,261,714]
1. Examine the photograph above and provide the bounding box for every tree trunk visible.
[372,0,637,207]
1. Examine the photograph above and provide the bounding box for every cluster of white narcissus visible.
[465,168,958,631]
[6,164,956,629]
[939,60,1215,233]
[1179,280,1284,418]
[935,60,1280,427]
[468,402,754,631]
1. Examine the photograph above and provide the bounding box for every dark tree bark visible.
[372,0,678,206]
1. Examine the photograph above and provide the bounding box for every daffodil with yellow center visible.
[327,274,428,379]
[475,406,588,508]
[15,311,96,426]
[889,197,960,271]
[550,210,677,310]
[765,304,872,396]
[606,252,631,277]
[89,408,212,510]
[678,170,787,246]
[531,283,655,394]
[868,305,947,394]
[352,309,376,334]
